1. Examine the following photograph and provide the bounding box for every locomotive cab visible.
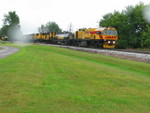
[101,28,118,48]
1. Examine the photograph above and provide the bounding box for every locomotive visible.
[28,27,118,48]
[74,27,118,48]
[0,36,8,41]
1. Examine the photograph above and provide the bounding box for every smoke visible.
[8,25,33,46]
[143,5,150,24]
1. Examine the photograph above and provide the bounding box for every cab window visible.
[96,32,101,35]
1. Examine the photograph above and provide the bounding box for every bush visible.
[144,38,150,48]
[115,39,127,49]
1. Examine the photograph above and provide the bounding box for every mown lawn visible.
[0,44,150,113]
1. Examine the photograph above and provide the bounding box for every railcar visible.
[54,32,73,44]
[33,32,56,43]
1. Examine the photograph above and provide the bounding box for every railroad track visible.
[109,49,150,54]
[39,43,150,55]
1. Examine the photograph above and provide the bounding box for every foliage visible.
[0,44,150,113]
[38,21,62,33]
[0,25,9,36]
[100,2,150,48]
[142,26,150,48]
[3,11,20,26]
[0,11,22,41]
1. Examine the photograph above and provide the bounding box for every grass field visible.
[0,44,150,113]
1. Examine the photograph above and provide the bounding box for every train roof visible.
[95,27,106,31]
[78,27,116,32]
[95,27,116,31]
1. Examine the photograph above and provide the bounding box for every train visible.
[1,27,118,48]
[29,27,118,48]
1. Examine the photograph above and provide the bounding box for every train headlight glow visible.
[108,41,111,44]
[113,41,115,44]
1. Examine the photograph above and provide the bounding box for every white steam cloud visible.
[8,25,33,46]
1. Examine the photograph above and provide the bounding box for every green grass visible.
[0,44,150,113]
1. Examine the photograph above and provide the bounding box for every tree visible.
[0,25,9,36]
[38,24,46,33]
[99,2,150,48]
[3,11,20,26]
[141,26,150,48]
[38,21,62,33]
[100,11,128,48]
[126,2,148,48]
[0,11,22,41]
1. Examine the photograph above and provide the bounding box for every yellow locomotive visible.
[33,32,56,43]
[0,36,8,41]
[75,27,118,48]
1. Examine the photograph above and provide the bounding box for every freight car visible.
[54,32,73,45]
[33,32,56,43]
[30,27,118,48]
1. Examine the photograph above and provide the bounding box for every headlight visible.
[113,41,115,44]
[108,41,111,44]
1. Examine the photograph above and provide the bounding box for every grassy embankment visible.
[0,44,150,113]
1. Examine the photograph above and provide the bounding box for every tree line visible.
[0,11,22,41]
[38,22,62,34]
[0,11,61,41]
[99,2,150,48]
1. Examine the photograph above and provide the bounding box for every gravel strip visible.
[39,44,150,63]
[0,46,19,59]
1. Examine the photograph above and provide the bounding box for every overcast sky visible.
[0,0,150,34]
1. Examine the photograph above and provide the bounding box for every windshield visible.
[103,30,117,35]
